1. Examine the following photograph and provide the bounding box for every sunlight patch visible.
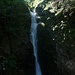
[71,45,73,47]
[41,22,45,27]
[37,16,41,18]
[55,8,63,16]
[47,17,50,20]
[53,38,55,40]
[69,30,71,33]
[33,0,44,8]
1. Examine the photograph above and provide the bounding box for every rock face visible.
[0,1,35,75]
[35,1,75,75]
[36,7,58,75]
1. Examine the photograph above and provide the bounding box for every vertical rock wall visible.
[0,1,35,75]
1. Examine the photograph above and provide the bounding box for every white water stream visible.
[30,11,42,75]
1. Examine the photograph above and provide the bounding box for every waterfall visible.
[30,11,42,75]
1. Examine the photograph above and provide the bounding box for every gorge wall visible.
[35,0,75,75]
[0,0,35,75]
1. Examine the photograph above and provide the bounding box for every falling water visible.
[30,10,42,75]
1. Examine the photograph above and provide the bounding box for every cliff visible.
[0,0,35,75]
[35,0,75,75]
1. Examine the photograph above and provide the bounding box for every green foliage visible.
[7,54,17,72]
[0,0,6,15]
[0,0,31,75]
[35,0,75,75]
